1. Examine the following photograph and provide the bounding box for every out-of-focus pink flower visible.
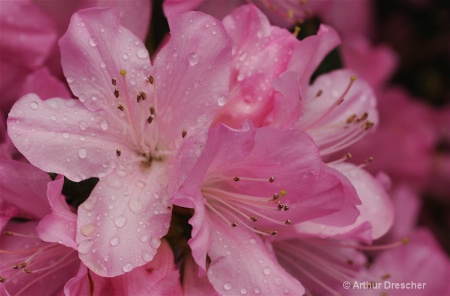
[7,7,232,277]
[171,121,360,295]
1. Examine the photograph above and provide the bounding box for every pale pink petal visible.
[0,0,57,69]
[295,163,393,242]
[153,11,232,149]
[76,162,171,277]
[65,240,181,295]
[182,254,217,296]
[214,4,299,128]
[287,24,341,92]
[271,71,302,128]
[59,8,151,114]
[207,217,305,296]
[7,94,133,182]
[0,158,51,218]
[298,69,378,156]
[36,175,78,249]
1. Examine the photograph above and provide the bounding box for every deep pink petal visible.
[7,94,133,182]
[0,60,28,117]
[0,0,57,70]
[206,217,305,296]
[0,200,20,230]
[182,254,217,296]
[36,175,78,249]
[153,11,232,149]
[76,162,171,277]
[59,8,151,114]
[287,24,341,92]
[20,67,71,100]
[163,0,205,16]
[0,158,51,218]
[65,240,181,295]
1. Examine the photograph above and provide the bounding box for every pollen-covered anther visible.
[346,114,357,124]
[120,69,127,76]
[182,129,187,138]
[233,176,240,182]
[24,269,32,274]
[114,88,120,98]
[402,237,410,244]
[0,277,6,283]
[270,230,277,236]
[345,152,352,160]
[4,231,13,236]
[116,149,121,157]
[12,262,27,269]
[269,176,275,182]
[137,91,147,102]
[231,222,238,227]
[364,156,374,164]
[363,121,374,130]
[250,216,259,222]
[147,115,155,124]
[277,203,285,210]
[147,74,155,84]
[280,189,287,196]
[272,193,280,200]
[112,78,117,86]
[283,205,289,211]
[117,104,125,111]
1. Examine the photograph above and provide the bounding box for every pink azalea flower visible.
[7,7,232,277]
[170,121,361,295]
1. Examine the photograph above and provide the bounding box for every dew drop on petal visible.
[100,60,106,68]
[110,237,120,246]
[128,198,142,214]
[29,101,39,110]
[62,132,69,139]
[65,99,77,107]
[142,250,153,261]
[67,76,74,84]
[50,114,57,121]
[217,96,226,106]
[188,52,200,66]
[136,48,149,59]
[114,216,127,228]
[103,255,109,262]
[140,235,148,242]
[78,240,93,254]
[240,288,248,295]
[150,237,160,249]
[263,267,271,275]
[122,263,134,272]
[224,283,232,291]
[89,37,97,47]
[211,29,217,35]
[80,224,96,237]
[100,120,109,131]
[78,148,87,159]
[254,287,261,294]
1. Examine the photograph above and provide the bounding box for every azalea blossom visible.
[7,7,232,277]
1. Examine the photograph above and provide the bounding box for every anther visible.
[270,230,277,236]
[363,121,374,130]
[283,205,289,211]
[147,115,155,124]
[364,157,373,164]
[285,219,291,225]
[346,114,357,124]
[117,104,124,111]
[278,203,285,210]
[233,177,240,182]
[150,106,156,115]
[24,269,32,274]
[147,74,155,84]
[13,262,27,269]
[273,193,280,200]
[0,277,6,283]
[112,78,117,86]
[250,217,259,222]
[280,190,287,196]
[269,177,275,183]
[345,152,352,159]
[4,231,13,236]
[293,26,301,38]
[231,222,238,227]
[137,91,147,102]
[182,130,187,138]
[287,9,294,18]
[316,89,323,97]
[359,112,368,121]
[120,69,127,76]
[402,237,410,244]
[114,88,120,98]
[381,274,391,280]
[116,150,121,157]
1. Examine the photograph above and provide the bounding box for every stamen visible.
[114,88,120,98]
[116,150,121,157]
[0,277,6,282]
[316,89,323,97]
[231,222,238,227]
[293,26,301,38]
[346,114,357,124]
[182,130,187,138]
[137,91,147,103]
[117,104,124,111]
[112,78,117,86]
[147,74,155,84]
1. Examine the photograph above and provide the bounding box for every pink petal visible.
[65,240,182,295]
[0,0,57,70]
[207,217,305,296]
[0,158,51,218]
[0,200,20,230]
[214,4,298,128]
[153,11,232,149]
[0,60,28,117]
[182,254,217,296]
[20,67,71,100]
[287,24,341,92]
[7,94,132,182]
[163,0,205,16]
[36,175,78,249]
[271,71,302,128]
[59,8,151,114]
[76,162,171,277]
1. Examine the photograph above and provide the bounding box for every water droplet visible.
[140,235,148,242]
[240,288,248,295]
[122,53,129,60]
[114,216,127,228]
[263,267,271,275]
[249,238,256,244]
[100,120,109,131]
[110,237,120,246]
[237,74,245,81]
[89,37,97,47]
[103,255,109,262]
[137,180,146,188]
[142,250,153,261]
[136,48,149,59]
[188,52,200,66]
[153,193,160,199]
[78,148,87,159]
[224,283,232,291]
[80,224,96,237]
[254,287,261,294]
[150,237,160,248]
[62,132,69,139]
[274,277,282,286]
[78,240,93,254]
[211,30,217,35]
[129,199,142,214]
[217,96,226,106]
[100,60,106,68]
[79,121,88,130]
[50,114,57,121]
[29,101,39,110]
[65,99,77,107]
[80,136,86,141]
[116,167,127,177]
[122,263,134,272]
[100,27,105,33]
